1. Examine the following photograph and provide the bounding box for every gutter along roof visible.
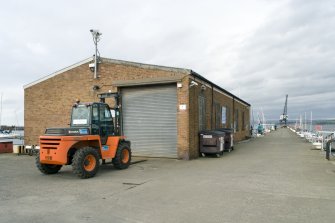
[191,71,250,107]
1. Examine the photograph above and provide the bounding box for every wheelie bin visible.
[199,130,225,157]
[215,128,234,152]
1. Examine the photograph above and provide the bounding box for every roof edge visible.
[24,56,192,89]
[190,71,251,107]
[23,57,93,89]
[100,57,191,74]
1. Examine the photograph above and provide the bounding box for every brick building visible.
[24,57,251,159]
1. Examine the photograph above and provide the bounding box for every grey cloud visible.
[228,0,335,120]
[0,0,334,125]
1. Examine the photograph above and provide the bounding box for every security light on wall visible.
[89,63,95,72]
[189,81,198,87]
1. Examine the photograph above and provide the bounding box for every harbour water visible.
[253,120,335,131]
[0,130,24,145]
[309,123,335,132]
[292,122,335,133]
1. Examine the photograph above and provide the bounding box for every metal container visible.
[199,130,225,157]
[0,141,13,153]
[215,128,234,152]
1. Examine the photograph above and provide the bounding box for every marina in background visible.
[0,127,24,145]
[251,114,335,160]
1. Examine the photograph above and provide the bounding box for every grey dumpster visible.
[199,130,225,157]
[215,128,234,152]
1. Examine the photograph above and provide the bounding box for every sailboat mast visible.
[304,112,307,131]
[309,111,313,132]
[0,93,2,129]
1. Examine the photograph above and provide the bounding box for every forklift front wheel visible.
[113,143,131,169]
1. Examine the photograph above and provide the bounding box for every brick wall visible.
[176,76,190,159]
[188,78,251,158]
[24,58,250,159]
[24,59,189,160]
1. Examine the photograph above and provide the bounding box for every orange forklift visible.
[36,92,131,179]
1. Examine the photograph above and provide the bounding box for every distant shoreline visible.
[0,126,24,130]
[254,119,335,125]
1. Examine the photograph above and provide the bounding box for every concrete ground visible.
[1,128,335,223]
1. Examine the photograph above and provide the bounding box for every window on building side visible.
[221,106,227,126]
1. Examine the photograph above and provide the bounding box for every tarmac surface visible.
[1,128,335,223]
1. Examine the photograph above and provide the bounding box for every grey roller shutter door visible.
[122,85,177,158]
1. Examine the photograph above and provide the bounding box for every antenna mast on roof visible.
[90,29,102,79]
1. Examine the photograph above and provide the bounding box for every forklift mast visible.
[98,92,122,136]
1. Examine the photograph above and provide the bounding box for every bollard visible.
[25,145,33,155]
[20,145,26,154]
[326,140,334,160]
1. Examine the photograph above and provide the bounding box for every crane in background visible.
[280,94,288,127]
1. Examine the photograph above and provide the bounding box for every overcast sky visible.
[0,0,334,126]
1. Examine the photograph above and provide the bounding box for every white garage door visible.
[122,84,177,158]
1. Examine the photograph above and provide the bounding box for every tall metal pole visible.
[304,112,307,131]
[309,111,313,132]
[94,39,98,79]
[90,29,102,79]
[284,94,288,125]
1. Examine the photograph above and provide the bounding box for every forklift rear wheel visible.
[113,143,131,169]
[35,153,62,174]
[72,147,100,179]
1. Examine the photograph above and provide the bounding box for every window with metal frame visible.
[91,104,99,135]
[222,106,227,126]
[99,104,114,144]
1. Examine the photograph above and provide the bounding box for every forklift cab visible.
[71,102,115,145]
